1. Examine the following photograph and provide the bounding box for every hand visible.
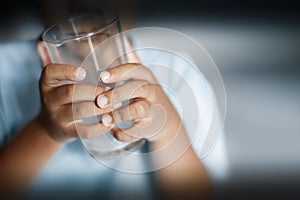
[37,42,118,142]
[38,64,115,142]
[96,63,183,145]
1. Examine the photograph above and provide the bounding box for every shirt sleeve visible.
[0,41,42,147]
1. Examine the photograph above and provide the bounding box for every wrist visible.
[35,113,65,145]
[149,119,188,151]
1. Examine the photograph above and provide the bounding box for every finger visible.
[96,80,153,108]
[40,64,86,87]
[112,117,152,142]
[113,102,168,142]
[49,84,105,105]
[37,41,52,67]
[99,100,150,130]
[99,63,156,84]
[112,99,150,125]
[112,129,139,142]
[73,122,111,139]
[66,102,104,120]
[47,104,100,132]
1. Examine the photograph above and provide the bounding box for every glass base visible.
[83,137,146,160]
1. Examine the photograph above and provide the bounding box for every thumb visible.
[37,41,52,67]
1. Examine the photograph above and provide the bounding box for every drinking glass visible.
[42,13,145,159]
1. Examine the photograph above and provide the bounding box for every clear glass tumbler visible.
[42,13,145,160]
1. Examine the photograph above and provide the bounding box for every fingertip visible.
[38,41,51,67]
[97,95,109,108]
[102,113,113,127]
[100,70,111,83]
[75,67,86,81]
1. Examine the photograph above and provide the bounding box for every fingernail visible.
[102,114,112,126]
[100,71,111,82]
[105,87,111,92]
[75,68,86,80]
[97,95,108,108]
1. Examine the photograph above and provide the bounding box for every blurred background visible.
[1,0,300,199]
[139,1,300,199]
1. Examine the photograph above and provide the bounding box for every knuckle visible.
[129,80,143,91]
[44,64,52,77]
[129,104,138,119]
[135,81,149,95]
[112,88,121,103]
[136,101,150,116]
[63,65,71,78]
[129,100,149,119]
[142,116,152,127]
[113,109,123,123]
[73,104,83,117]
[62,85,73,98]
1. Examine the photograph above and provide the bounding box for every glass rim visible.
[42,13,119,44]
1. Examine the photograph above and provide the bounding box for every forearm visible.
[150,124,213,200]
[0,116,62,196]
